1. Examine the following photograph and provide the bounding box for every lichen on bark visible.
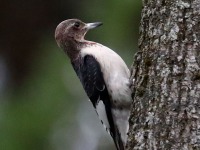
[127,0,200,149]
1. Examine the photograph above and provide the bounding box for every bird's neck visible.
[63,38,96,60]
[63,38,82,60]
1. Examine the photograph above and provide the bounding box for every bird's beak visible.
[86,22,103,30]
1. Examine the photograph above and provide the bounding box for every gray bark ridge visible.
[127,0,200,150]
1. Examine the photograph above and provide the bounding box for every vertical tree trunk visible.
[127,0,200,149]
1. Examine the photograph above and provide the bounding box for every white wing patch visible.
[95,100,110,134]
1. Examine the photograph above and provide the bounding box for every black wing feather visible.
[71,55,124,150]
[81,55,105,106]
[71,55,105,107]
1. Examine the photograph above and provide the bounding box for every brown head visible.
[55,19,103,50]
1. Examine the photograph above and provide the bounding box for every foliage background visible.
[0,0,142,150]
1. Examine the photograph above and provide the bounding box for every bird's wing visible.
[71,55,124,149]
[72,55,112,127]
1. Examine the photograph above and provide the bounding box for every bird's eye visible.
[74,22,80,28]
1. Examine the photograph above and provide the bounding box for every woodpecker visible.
[55,19,132,150]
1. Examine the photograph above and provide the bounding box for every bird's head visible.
[55,19,103,49]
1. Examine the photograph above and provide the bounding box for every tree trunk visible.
[127,0,200,149]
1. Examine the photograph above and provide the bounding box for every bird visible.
[55,19,132,150]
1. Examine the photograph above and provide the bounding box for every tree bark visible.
[127,0,200,149]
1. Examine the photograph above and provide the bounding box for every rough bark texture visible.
[127,0,200,149]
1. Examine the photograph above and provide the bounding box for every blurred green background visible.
[0,0,142,150]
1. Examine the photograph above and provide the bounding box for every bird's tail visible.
[113,131,125,150]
